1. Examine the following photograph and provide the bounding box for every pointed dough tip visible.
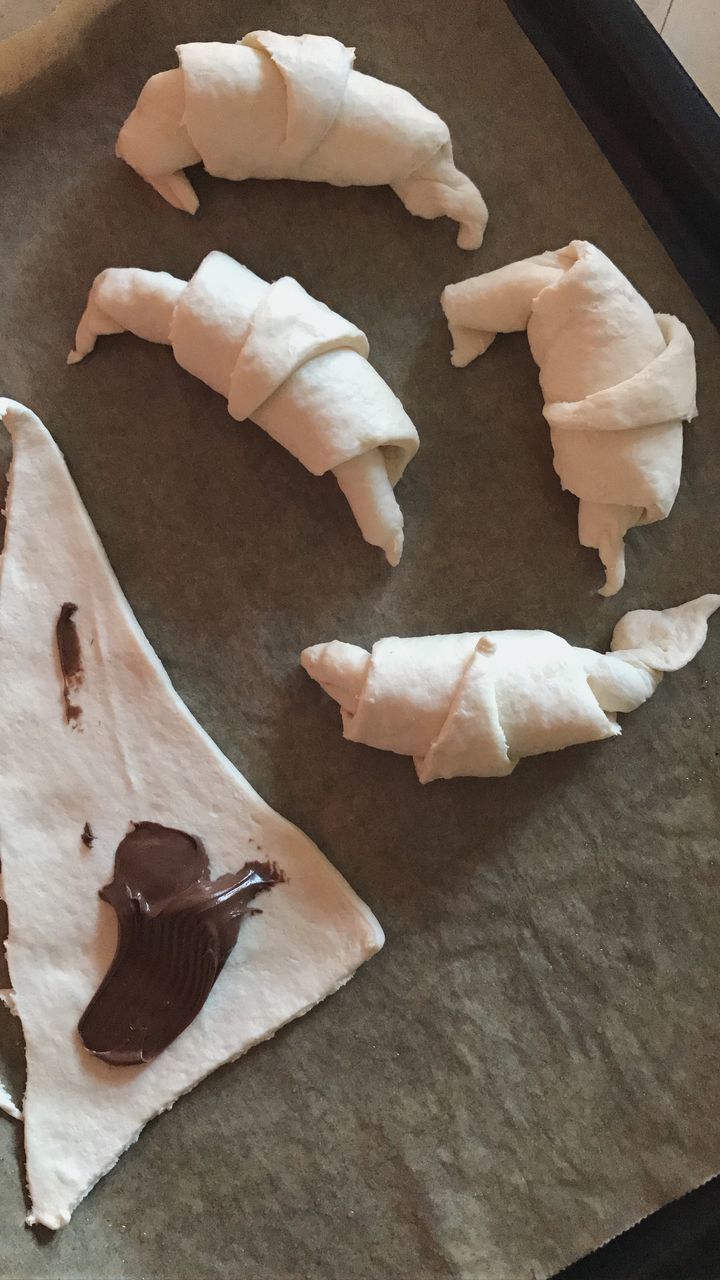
[26,1208,68,1230]
[300,642,326,675]
[456,224,485,252]
[147,171,199,215]
[385,532,403,567]
[695,592,720,615]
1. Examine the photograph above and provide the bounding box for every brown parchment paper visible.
[1,1,719,1276]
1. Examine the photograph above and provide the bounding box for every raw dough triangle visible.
[0,400,383,1228]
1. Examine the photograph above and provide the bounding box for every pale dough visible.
[301,595,719,781]
[0,400,384,1228]
[441,241,697,595]
[116,31,489,248]
[0,1080,21,1121]
[69,252,419,565]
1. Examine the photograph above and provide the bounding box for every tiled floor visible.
[636,0,720,112]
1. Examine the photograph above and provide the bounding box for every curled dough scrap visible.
[441,241,697,595]
[116,31,489,249]
[302,595,719,782]
[69,252,419,565]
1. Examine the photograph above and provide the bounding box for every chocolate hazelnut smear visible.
[79,822,285,1065]
[56,602,83,724]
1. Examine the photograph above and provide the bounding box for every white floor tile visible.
[663,0,720,111]
[634,0,673,29]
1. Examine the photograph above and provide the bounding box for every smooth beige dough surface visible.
[0,400,384,1229]
[302,595,719,782]
[69,252,419,565]
[441,240,697,595]
[116,31,489,248]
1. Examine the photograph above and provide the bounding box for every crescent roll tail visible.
[67,268,185,363]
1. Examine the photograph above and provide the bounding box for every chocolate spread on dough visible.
[81,823,95,849]
[78,822,285,1066]
[56,602,83,724]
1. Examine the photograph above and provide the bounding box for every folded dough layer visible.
[0,399,383,1228]
[441,241,697,595]
[116,31,489,248]
[301,595,719,781]
[69,252,419,566]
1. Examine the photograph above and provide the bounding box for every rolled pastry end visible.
[392,144,488,251]
[440,285,496,367]
[116,69,201,214]
[611,594,720,671]
[68,268,186,364]
[453,181,490,251]
[301,641,370,715]
[444,320,496,368]
[333,449,405,566]
[578,500,643,597]
[596,535,626,599]
[144,172,200,215]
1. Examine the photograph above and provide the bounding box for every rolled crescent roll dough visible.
[116,31,489,249]
[69,252,419,566]
[441,240,697,595]
[0,399,383,1228]
[301,594,719,782]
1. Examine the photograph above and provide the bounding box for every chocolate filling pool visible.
[56,602,83,724]
[79,822,285,1066]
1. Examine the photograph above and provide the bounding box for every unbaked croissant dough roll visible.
[441,241,697,595]
[116,31,489,249]
[302,595,719,782]
[69,252,419,565]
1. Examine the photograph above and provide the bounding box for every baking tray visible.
[1,2,719,1277]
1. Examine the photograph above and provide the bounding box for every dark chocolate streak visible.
[56,602,83,724]
[78,822,285,1066]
